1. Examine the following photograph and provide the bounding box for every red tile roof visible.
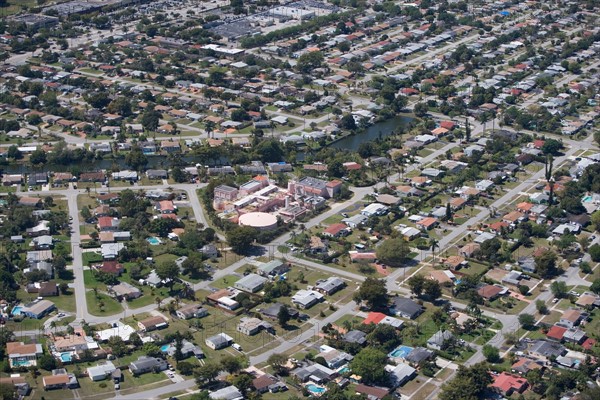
[546,325,567,341]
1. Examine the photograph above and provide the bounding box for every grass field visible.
[85,290,123,316]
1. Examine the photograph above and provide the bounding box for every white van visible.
[232,343,242,351]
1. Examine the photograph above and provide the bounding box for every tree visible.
[439,363,492,400]
[550,281,568,298]
[267,353,288,375]
[354,277,388,310]
[375,238,410,267]
[226,226,256,254]
[423,279,442,301]
[231,373,254,396]
[296,51,324,73]
[141,109,161,132]
[0,384,16,400]
[339,114,357,130]
[277,304,291,327]
[125,145,148,171]
[541,138,563,155]
[536,300,548,314]
[29,149,47,165]
[220,355,244,374]
[350,348,389,386]
[534,250,558,278]
[195,363,221,386]
[39,354,57,371]
[407,275,426,296]
[482,345,500,363]
[107,336,128,357]
[591,278,600,294]
[156,261,180,288]
[589,244,600,262]
[7,145,22,160]
[177,361,194,376]
[518,313,536,330]
[414,102,429,117]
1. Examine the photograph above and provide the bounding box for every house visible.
[25,281,58,297]
[355,384,389,400]
[291,363,337,383]
[161,340,203,360]
[576,292,600,309]
[291,290,324,309]
[323,223,351,238]
[343,330,367,345]
[386,363,416,387]
[362,312,404,329]
[390,297,422,319]
[563,328,587,344]
[256,260,289,277]
[459,243,480,257]
[234,273,268,293]
[361,203,388,217]
[477,284,504,301]
[19,196,42,207]
[97,217,120,232]
[6,342,43,368]
[528,340,566,361]
[427,330,455,350]
[112,170,138,182]
[308,236,328,254]
[96,322,136,343]
[317,345,353,369]
[42,372,78,390]
[156,200,176,214]
[205,333,233,350]
[206,289,240,312]
[416,217,438,230]
[96,261,124,276]
[405,348,434,365]
[209,386,244,400]
[261,303,299,320]
[252,374,279,394]
[79,172,105,182]
[475,179,494,191]
[129,356,168,376]
[376,194,401,206]
[546,325,567,342]
[146,169,168,180]
[491,372,528,396]
[109,282,141,301]
[559,308,584,328]
[342,214,368,228]
[237,317,273,336]
[400,226,421,241]
[176,303,208,320]
[200,244,218,259]
[511,358,543,375]
[101,243,125,259]
[315,277,345,295]
[137,316,168,332]
[19,299,55,319]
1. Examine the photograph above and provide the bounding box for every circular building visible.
[238,212,278,231]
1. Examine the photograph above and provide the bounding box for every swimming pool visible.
[306,384,326,395]
[60,352,72,363]
[11,306,23,316]
[146,237,162,245]
[388,345,414,359]
[160,344,171,352]
[583,195,593,203]
[337,366,350,374]
[11,360,31,367]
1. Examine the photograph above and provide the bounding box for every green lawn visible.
[85,291,123,316]
[83,251,103,266]
[49,293,77,313]
[210,275,240,289]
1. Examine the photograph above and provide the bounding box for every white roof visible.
[96,322,136,342]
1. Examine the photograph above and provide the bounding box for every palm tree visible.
[204,120,215,138]
[429,238,439,264]
[155,296,162,310]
